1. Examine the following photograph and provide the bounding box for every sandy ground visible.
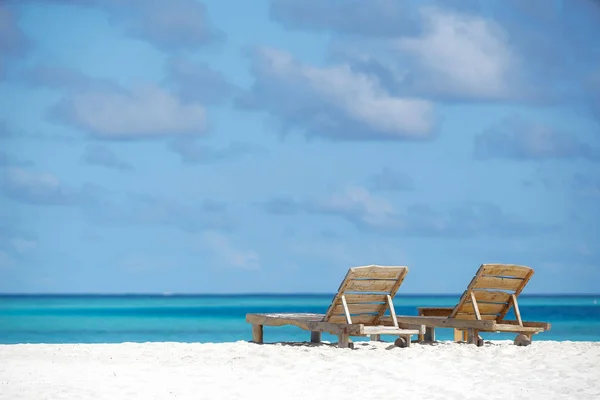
[1,340,600,400]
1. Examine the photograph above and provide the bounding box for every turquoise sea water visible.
[1,295,599,344]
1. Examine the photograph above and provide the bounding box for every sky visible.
[0,0,599,294]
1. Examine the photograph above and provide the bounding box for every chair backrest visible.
[450,264,534,321]
[323,265,408,325]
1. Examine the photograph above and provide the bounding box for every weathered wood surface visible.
[344,279,398,292]
[474,276,524,291]
[323,265,408,323]
[362,326,421,335]
[330,303,383,316]
[252,324,263,343]
[417,307,453,317]
[328,314,378,324]
[343,294,388,303]
[480,264,532,278]
[394,315,496,330]
[471,290,511,303]
[351,267,406,279]
[499,320,551,330]
[458,301,505,315]
[454,313,500,320]
[246,313,364,335]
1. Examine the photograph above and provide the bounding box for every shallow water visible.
[1,294,599,344]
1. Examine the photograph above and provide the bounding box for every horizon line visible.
[1,292,599,296]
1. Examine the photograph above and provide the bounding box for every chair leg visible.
[466,329,481,345]
[338,334,350,348]
[310,331,321,343]
[424,327,435,342]
[369,334,381,342]
[252,324,263,344]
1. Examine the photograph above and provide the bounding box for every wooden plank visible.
[392,315,496,330]
[330,303,385,316]
[362,326,421,335]
[474,276,524,291]
[470,291,482,320]
[492,324,547,333]
[246,313,364,335]
[344,279,397,292]
[252,324,263,343]
[455,313,498,320]
[472,290,511,303]
[458,301,506,315]
[350,267,406,279]
[343,294,388,303]
[499,320,551,330]
[481,264,531,278]
[329,314,377,324]
[418,307,454,317]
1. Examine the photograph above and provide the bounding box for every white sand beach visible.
[1,340,599,400]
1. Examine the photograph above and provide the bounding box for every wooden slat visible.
[418,307,454,317]
[344,279,397,292]
[342,294,388,303]
[350,267,406,279]
[392,315,496,330]
[454,313,499,321]
[472,290,511,303]
[498,268,535,321]
[328,314,377,324]
[246,313,364,335]
[481,264,531,278]
[474,276,524,291]
[330,303,385,315]
[458,301,506,315]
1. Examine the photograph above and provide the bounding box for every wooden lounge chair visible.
[246,265,424,348]
[392,264,551,346]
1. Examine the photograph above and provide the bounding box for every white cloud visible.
[243,47,435,140]
[315,186,400,229]
[201,231,260,270]
[396,7,519,100]
[55,84,206,139]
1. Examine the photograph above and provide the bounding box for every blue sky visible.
[1,0,599,294]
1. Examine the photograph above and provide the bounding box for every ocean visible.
[1,294,599,344]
